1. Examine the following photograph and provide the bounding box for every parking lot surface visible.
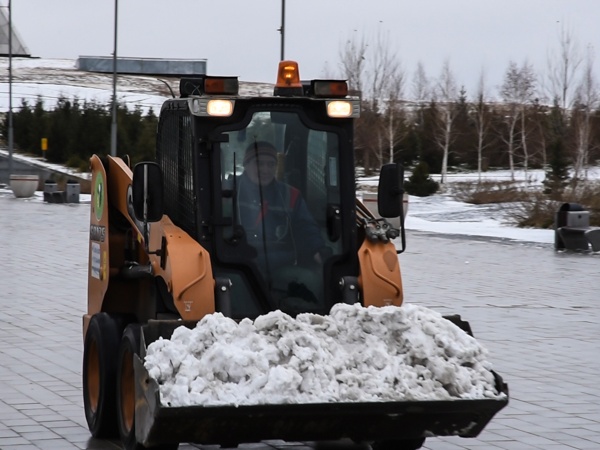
[0,194,599,449]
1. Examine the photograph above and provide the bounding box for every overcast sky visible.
[8,0,600,99]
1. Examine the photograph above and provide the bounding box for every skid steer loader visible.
[83,61,508,450]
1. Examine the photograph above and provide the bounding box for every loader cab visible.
[156,62,361,319]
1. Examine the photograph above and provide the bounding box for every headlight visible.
[327,101,353,118]
[207,99,234,117]
[189,98,235,117]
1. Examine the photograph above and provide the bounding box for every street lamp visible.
[110,0,118,157]
[279,0,285,60]
[7,0,13,175]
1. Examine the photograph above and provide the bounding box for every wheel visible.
[371,438,425,450]
[117,323,142,450]
[83,312,122,438]
[117,323,178,450]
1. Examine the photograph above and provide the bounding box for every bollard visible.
[43,179,58,203]
[65,180,81,203]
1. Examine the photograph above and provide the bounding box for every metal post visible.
[110,0,118,156]
[8,0,13,175]
[279,0,285,61]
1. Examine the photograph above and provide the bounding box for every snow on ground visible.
[145,303,504,407]
[0,58,170,113]
[405,194,555,244]
[402,167,599,245]
[0,58,275,114]
[359,167,600,246]
[358,170,556,245]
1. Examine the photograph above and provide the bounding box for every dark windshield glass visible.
[218,110,342,317]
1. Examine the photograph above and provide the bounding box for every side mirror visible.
[377,163,404,218]
[132,162,163,223]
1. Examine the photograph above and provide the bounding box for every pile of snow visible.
[144,303,503,407]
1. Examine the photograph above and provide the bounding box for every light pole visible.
[7,0,13,175]
[279,0,285,60]
[110,0,118,156]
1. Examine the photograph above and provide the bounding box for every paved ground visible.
[0,194,599,450]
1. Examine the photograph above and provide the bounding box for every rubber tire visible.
[83,312,122,438]
[371,438,425,450]
[117,323,178,450]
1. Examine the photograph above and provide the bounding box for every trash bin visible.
[65,180,80,203]
[555,203,592,251]
[555,202,589,229]
[43,179,59,203]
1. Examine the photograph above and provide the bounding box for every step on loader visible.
[83,60,508,450]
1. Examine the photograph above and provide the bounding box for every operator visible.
[236,141,327,273]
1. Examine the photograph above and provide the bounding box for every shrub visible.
[505,183,600,228]
[507,192,562,228]
[450,181,530,204]
[445,178,600,228]
[66,154,90,173]
[404,161,439,197]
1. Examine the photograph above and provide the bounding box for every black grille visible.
[156,111,197,237]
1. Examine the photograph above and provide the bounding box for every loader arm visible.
[146,217,216,320]
[356,198,403,307]
[86,156,215,329]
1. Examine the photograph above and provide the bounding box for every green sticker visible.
[94,172,105,222]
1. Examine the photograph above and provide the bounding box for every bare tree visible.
[338,29,405,170]
[364,29,403,166]
[386,70,406,164]
[472,68,492,182]
[546,24,583,111]
[320,60,336,79]
[572,45,599,180]
[338,31,368,95]
[411,62,430,157]
[411,61,430,103]
[500,60,536,180]
[531,99,549,168]
[518,62,537,176]
[338,31,370,170]
[432,60,458,184]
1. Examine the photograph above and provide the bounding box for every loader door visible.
[214,107,355,318]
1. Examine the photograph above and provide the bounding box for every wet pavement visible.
[1,194,599,450]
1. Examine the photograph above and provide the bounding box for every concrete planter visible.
[10,174,39,198]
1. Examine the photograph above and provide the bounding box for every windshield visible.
[217,109,342,317]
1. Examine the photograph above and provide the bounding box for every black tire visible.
[372,438,425,450]
[83,312,122,438]
[117,323,178,450]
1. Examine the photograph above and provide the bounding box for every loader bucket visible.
[134,321,508,447]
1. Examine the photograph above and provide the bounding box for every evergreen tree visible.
[404,160,439,197]
[133,108,158,163]
[77,101,110,158]
[451,86,473,167]
[543,98,570,196]
[13,99,34,151]
[3,98,157,170]
[418,101,441,173]
[543,138,570,196]
[28,98,48,155]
